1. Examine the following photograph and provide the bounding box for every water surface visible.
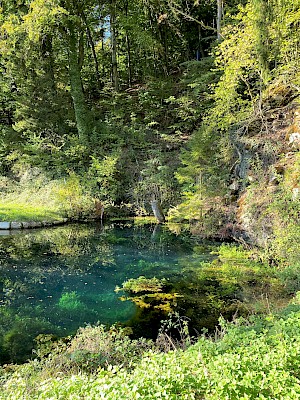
[0,222,286,363]
[0,222,215,362]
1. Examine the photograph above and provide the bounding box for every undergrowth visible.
[2,303,300,399]
[0,167,95,222]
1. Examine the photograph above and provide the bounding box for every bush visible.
[3,307,300,399]
[277,263,300,294]
[54,173,94,219]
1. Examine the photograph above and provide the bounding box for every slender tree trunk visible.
[198,26,205,59]
[124,1,132,86]
[110,0,119,91]
[217,0,223,41]
[100,26,105,76]
[68,23,91,140]
[81,10,101,87]
[41,34,56,94]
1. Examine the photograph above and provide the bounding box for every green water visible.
[0,222,287,364]
[0,222,217,363]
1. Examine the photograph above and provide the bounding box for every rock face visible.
[292,187,299,201]
[227,103,300,248]
[236,190,272,247]
[0,219,69,230]
[11,222,22,229]
[289,132,300,147]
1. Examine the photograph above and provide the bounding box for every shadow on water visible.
[0,222,289,363]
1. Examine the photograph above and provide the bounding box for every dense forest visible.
[0,0,299,252]
[1,0,300,398]
[1,0,299,261]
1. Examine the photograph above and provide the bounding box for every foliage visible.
[277,264,300,295]
[0,310,55,364]
[54,173,95,219]
[0,167,98,221]
[87,155,120,203]
[33,324,155,375]
[1,0,300,232]
[116,276,181,313]
[171,0,300,251]
[156,313,192,352]
[0,0,300,395]
[267,154,300,264]
[3,305,300,398]
[0,0,224,216]
[116,276,166,294]
[58,292,86,312]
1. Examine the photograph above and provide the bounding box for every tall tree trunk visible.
[81,10,101,88]
[198,26,205,59]
[217,0,223,41]
[68,23,91,140]
[110,0,119,91]
[41,34,56,94]
[124,0,132,87]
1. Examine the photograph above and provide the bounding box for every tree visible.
[110,0,119,91]
[217,0,223,41]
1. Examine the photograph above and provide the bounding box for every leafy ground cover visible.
[1,302,300,399]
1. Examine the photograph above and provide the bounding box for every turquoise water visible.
[0,222,216,363]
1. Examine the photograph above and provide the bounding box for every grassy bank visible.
[0,170,94,223]
[0,202,63,222]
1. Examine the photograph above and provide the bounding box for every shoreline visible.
[0,218,68,231]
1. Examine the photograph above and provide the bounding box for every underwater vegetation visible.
[0,224,293,364]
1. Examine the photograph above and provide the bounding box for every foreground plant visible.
[2,302,300,399]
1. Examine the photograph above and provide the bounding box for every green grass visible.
[0,171,96,223]
[110,216,157,224]
[0,203,63,222]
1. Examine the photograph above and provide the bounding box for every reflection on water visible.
[0,222,214,363]
[0,222,287,364]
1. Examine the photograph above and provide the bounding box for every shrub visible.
[33,324,155,376]
[4,307,300,399]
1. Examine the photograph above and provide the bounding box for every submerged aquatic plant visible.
[58,292,86,311]
[116,276,182,312]
[115,276,166,294]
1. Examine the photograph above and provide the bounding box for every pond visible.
[0,222,287,363]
